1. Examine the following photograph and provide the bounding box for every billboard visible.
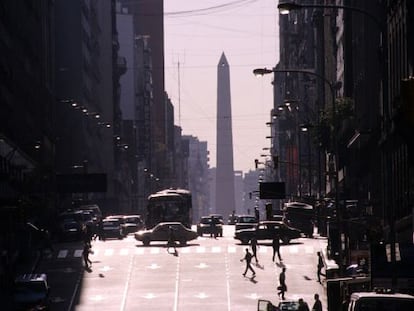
[56,173,107,193]
[259,182,286,199]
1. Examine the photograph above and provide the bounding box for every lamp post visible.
[253,66,343,269]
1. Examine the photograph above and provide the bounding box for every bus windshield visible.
[146,189,192,229]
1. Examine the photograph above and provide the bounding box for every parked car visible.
[102,218,124,239]
[58,220,82,241]
[235,215,258,231]
[122,215,144,235]
[13,273,50,311]
[197,216,223,237]
[135,222,198,246]
[234,221,302,245]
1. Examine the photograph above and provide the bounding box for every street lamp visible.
[277,1,382,29]
[254,66,342,266]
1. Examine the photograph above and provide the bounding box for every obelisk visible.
[215,52,236,220]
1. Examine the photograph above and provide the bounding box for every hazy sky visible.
[164,0,280,173]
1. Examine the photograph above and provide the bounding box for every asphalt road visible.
[36,225,328,311]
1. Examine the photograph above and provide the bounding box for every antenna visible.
[173,53,185,126]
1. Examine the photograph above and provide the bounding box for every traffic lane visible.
[75,240,136,311]
[176,246,231,311]
[124,244,181,311]
[35,247,84,311]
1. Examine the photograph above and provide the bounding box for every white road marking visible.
[195,292,209,299]
[289,246,299,253]
[143,293,157,299]
[147,263,161,269]
[120,248,129,256]
[150,247,160,254]
[196,246,206,253]
[73,250,82,257]
[228,246,236,253]
[104,249,114,256]
[196,263,209,269]
[135,248,144,255]
[305,246,314,254]
[212,246,221,253]
[246,293,261,300]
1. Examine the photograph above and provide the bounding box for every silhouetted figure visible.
[298,298,310,311]
[250,237,258,263]
[83,242,92,268]
[210,217,218,238]
[277,267,287,299]
[167,226,177,253]
[254,207,260,222]
[241,248,256,277]
[272,236,282,262]
[317,251,324,283]
[311,293,322,311]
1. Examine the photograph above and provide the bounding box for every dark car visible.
[58,220,82,241]
[102,218,124,239]
[13,273,50,311]
[135,222,198,246]
[122,215,144,235]
[234,221,302,245]
[235,215,258,231]
[197,216,223,237]
[227,214,239,225]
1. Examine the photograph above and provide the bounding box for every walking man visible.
[272,236,282,262]
[277,267,287,299]
[312,293,322,311]
[317,251,324,283]
[82,242,92,268]
[250,237,259,264]
[298,298,310,311]
[240,248,256,277]
[167,226,177,254]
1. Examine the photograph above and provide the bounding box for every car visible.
[102,218,124,239]
[122,215,144,235]
[197,216,223,237]
[234,221,302,245]
[13,273,50,310]
[135,222,198,246]
[227,213,239,225]
[278,300,300,310]
[58,220,82,241]
[235,215,258,231]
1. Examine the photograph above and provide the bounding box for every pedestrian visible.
[82,242,92,268]
[272,236,282,262]
[317,251,324,283]
[254,207,260,222]
[312,293,322,311]
[277,267,287,299]
[167,226,177,253]
[250,237,259,263]
[240,248,256,277]
[210,217,217,238]
[298,298,310,311]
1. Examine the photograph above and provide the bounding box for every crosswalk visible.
[47,243,318,260]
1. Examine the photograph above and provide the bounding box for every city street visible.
[37,226,328,311]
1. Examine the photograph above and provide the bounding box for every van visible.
[348,291,414,311]
[77,204,102,220]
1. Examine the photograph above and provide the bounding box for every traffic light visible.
[272,155,279,169]
[254,159,259,169]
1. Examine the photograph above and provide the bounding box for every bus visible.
[145,189,192,229]
[284,201,314,237]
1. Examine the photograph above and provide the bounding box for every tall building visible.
[215,53,236,220]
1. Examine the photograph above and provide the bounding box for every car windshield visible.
[200,218,211,224]
[104,221,119,226]
[238,217,256,223]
